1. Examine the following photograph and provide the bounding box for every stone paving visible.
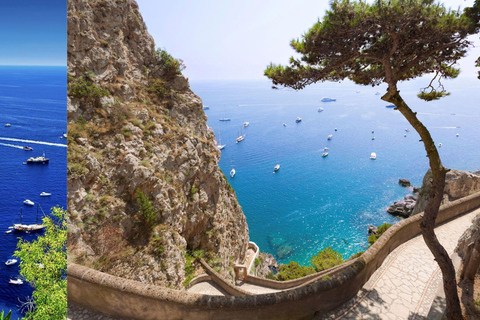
[68,301,132,320]
[317,208,480,320]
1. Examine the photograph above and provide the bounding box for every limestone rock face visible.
[387,194,417,218]
[67,0,249,289]
[412,169,480,215]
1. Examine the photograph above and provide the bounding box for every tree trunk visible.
[382,90,463,319]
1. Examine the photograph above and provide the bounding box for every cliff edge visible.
[67,0,249,289]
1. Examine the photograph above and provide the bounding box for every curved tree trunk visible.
[382,90,462,319]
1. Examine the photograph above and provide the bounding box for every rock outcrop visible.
[67,0,249,289]
[412,169,480,215]
[387,194,418,218]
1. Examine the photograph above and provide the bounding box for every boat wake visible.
[0,142,24,149]
[0,137,67,147]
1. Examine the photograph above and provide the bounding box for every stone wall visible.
[68,191,480,320]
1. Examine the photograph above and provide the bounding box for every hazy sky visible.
[0,0,66,66]
[137,0,480,80]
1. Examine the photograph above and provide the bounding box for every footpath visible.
[68,208,480,319]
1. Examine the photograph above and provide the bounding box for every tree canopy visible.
[14,207,67,320]
[265,0,471,100]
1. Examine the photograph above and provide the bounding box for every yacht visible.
[23,199,34,206]
[322,152,329,157]
[26,151,49,164]
[283,123,287,127]
[370,152,377,160]
[243,122,249,127]
[318,107,324,112]
[9,279,23,285]
[40,192,52,197]
[5,123,11,127]
[219,118,231,121]
[236,135,245,143]
[321,97,336,102]
[5,259,17,266]
[217,143,225,150]
[230,168,236,178]
[405,128,410,132]
[13,206,46,233]
[295,117,302,123]
[323,147,329,151]
[273,164,280,172]
[23,146,33,151]
[327,134,333,140]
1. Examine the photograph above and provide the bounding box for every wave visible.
[0,143,24,149]
[0,137,67,147]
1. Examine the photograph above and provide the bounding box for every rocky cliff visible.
[67,0,249,289]
[412,169,480,215]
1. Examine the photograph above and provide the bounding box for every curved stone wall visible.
[68,191,480,320]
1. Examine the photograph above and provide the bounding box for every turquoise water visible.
[191,78,480,266]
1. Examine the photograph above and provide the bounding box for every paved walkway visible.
[317,208,480,320]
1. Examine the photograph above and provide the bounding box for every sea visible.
[191,76,480,266]
[0,66,67,319]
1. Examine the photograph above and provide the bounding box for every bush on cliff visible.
[310,246,344,272]
[155,48,185,81]
[368,223,392,246]
[275,261,316,281]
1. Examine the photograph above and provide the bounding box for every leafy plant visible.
[15,207,67,320]
[67,72,110,104]
[275,261,316,281]
[310,247,344,272]
[368,223,392,246]
[136,189,158,231]
[155,48,185,81]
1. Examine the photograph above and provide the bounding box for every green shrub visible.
[136,189,158,231]
[183,252,195,287]
[310,247,344,272]
[368,223,392,246]
[67,72,110,103]
[155,48,185,81]
[348,251,365,260]
[254,258,261,268]
[276,261,316,281]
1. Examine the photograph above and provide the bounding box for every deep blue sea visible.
[0,66,66,319]
[191,77,480,266]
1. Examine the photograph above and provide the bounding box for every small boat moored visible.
[273,164,280,172]
[386,104,395,108]
[322,152,329,157]
[23,146,33,151]
[5,259,17,266]
[243,122,249,127]
[23,199,34,206]
[370,152,377,160]
[9,279,23,285]
[219,118,231,121]
[318,107,324,112]
[321,97,336,102]
[203,105,210,110]
[327,135,333,140]
[230,168,236,178]
[5,123,11,127]
[283,123,287,127]
[295,117,302,123]
[40,192,52,197]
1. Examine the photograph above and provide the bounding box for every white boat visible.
[283,123,287,127]
[375,92,380,95]
[13,206,46,233]
[5,123,11,127]
[404,134,407,137]
[217,143,225,150]
[456,133,459,137]
[385,104,395,108]
[63,132,67,138]
[321,97,336,102]
[23,146,33,151]
[40,192,52,197]
[273,164,280,172]
[219,118,231,121]
[322,152,328,157]
[9,279,23,285]
[372,136,375,140]
[318,107,324,112]
[405,128,410,132]
[23,199,34,206]
[5,259,17,266]
[203,105,210,110]
[295,117,302,123]
[236,127,245,143]
[438,143,442,147]
[370,152,377,160]
[327,135,333,140]
[243,122,249,127]
[230,168,236,178]
[5,230,12,234]
[26,151,49,164]
[323,147,329,151]
[334,128,338,131]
